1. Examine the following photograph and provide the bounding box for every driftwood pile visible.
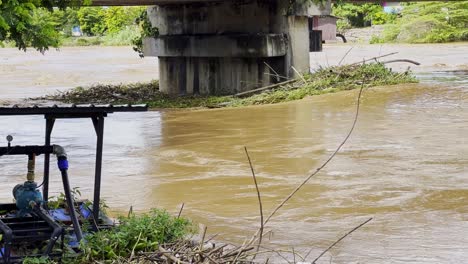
[128,240,255,264]
[35,80,161,104]
[234,52,419,98]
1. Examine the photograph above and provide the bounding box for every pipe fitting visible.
[27,154,36,182]
[53,145,67,158]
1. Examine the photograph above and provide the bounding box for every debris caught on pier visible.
[35,60,417,109]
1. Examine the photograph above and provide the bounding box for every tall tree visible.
[0,0,88,52]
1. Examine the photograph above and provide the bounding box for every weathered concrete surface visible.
[143,34,287,58]
[159,57,272,95]
[145,0,331,95]
[287,16,310,74]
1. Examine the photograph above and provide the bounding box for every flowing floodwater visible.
[0,44,467,263]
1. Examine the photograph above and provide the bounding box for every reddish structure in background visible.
[311,15,340,43]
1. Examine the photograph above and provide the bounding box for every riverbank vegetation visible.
[334,1,468,44]
[333,3,397,31]
[39,62,417,109]
[25,208,260,264]
[45,6,147,47]
[371,1,468,44]
[0,4,147,51]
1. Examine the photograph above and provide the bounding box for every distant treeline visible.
[333,1,468,43]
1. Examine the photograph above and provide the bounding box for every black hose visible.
[58,157,83,242]
[336,33,347,43]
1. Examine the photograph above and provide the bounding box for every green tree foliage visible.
[0,0,92,52]
[0,0,61,52]
[75,6,145,37]
[48,8,79,37]
[332,3,396,30]
[105,6,143,34]
[0,1,143,51]
[76,7,106,36]
[132,8,158,57]
[372,1,468,43]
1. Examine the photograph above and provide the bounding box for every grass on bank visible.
[23,209,194,264]
[41,62,417,109]
[371,1,468,44]
[61,26,140,47]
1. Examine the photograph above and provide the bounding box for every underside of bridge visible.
[140,0,331,95]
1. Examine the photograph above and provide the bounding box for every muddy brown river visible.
[0,44,467,263]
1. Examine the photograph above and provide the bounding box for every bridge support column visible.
[144,0,330,96]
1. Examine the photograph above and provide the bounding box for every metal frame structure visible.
[0,205,64,263]
[0,104,147,228]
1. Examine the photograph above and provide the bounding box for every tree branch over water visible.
[247,81,367,247]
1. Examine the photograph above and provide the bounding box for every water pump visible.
[1,135,83,241]
[13,153,43,215]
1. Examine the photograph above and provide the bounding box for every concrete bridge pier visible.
[143,0,331,96]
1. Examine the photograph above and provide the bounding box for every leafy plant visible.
[132,8,158,57]
[0,0,91,52]
[372,1,468,43]
[77,209,194,262]
[76,7,106,36]
[332,3,397,31]
[23,257,56,264]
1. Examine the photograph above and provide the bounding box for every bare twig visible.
[257,245,294,264]
[264,61,282,82]
[199,225,208,251]
[338,46,354,66]
[127,205,133,218]
[177,203,185,218]
[248,80,367,246]
[205,233,220,243]
[233,240,248,264]
[348,52,398,66]
[292,247,296,264]
[310,217,373,263]
[263,72,290,81]
[159,245,190,264]
[234,79,297,98]
[244,147,264,259]
[292,66,308,84]
[381,59,421,66]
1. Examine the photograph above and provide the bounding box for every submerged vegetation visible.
[40,62,417,109]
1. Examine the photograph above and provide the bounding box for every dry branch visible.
[234,79,297,98]
[310,217,373,263]
[348,52,398,66]
[244,147,264,260]
[247,81,367,247]
[382,59,421,65]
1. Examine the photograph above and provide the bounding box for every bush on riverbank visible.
[76,209,194,263]
[62,26,141,47]
[371,2,468,44]
[24,209,194,264]
[39,63,417,109]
